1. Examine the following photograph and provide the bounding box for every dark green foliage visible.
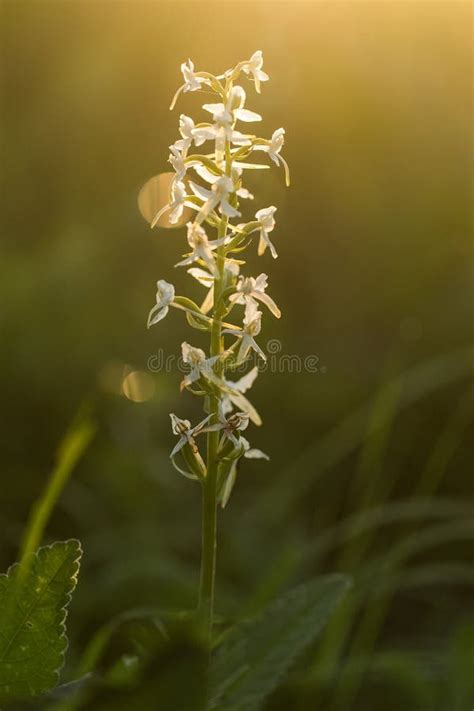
[0,541,82,704]
[210,576,351,711]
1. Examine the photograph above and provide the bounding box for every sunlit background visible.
[1,1,473,709]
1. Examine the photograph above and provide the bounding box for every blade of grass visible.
[19,403,96,565]
[415,384,474,497]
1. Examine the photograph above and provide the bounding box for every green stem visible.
[198,142,232,644]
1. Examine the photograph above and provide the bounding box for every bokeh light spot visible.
[122,370,155,403]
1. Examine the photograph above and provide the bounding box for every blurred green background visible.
[1,1,473,709]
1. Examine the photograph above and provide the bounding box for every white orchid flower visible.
[203,86,262,126]
[175,222,227,274]
[242,50,269,94]
[168,145,187,183]
[170,59,210,111]
[254,206,278,258]
[180,342,221,390]
[172,115,210,153]
[202,404,250,448]
[228,273,281,319]
[223,303,266,364]
[147,280,175,328]
[169,413,211,458]
[254,128,290,186]
[190,175,240,223]
[191,163,254,203]
[202,87,259,157]
[174,115,194,153]
[151,180,192,228]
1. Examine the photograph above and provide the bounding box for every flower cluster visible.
[146,51,288,507]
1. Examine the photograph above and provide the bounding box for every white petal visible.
[202,102,225,115]
[187,267,215,286]
[192,164,220,184]
[189,181,213,201]
[233,108,262,122]
[254,291,281,318]
[147,304,169,328]
[219,198,241,218]
[200,285,214,314]
[228,391,262,427]
[244,447,269,460]
[231,365,259,393]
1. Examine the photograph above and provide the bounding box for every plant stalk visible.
[198,138,232,643]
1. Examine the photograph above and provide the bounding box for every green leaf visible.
[209,574,351,711]
[0,539,82,704]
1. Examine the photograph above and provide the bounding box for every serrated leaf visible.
[0,539,82,704]
[209,574,351,711]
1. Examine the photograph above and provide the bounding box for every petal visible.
[147,304,169,328]
[233,108,262,122]
[219,199,241,218]
[189,181,213,201]
[192,164,220,184]
[249,336,266,361]
[244,447,269,460]
[254,291,281,318]
[236,337,251,365]
[200,285,214,314]
[230,365,259,393]
[170,437,187,458]
[202,102,225,115]
[187,267,215,285]
[228,390,262,427]
[150,203,171,229]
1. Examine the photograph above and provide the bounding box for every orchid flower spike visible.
[145,50,288,510]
